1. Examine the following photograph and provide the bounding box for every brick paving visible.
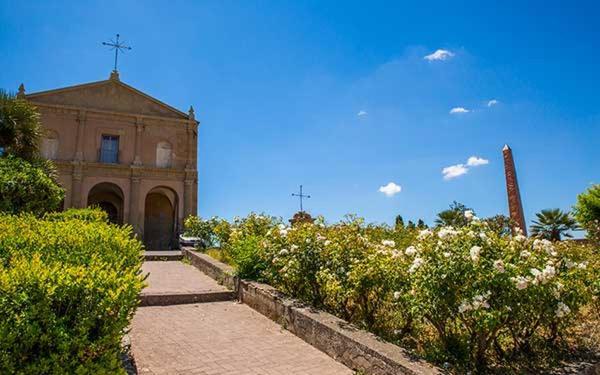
[130,302,353,375]
[142,261,229,295]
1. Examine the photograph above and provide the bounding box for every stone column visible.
[503,144,527,235]
[186,107,196,169]
[184,178,194,219]
[74,110,86,161]
[129,174,142,237]
[71,163,83,208]
[133,117,143,166]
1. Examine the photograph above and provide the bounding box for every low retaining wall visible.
[181,248,237,290]
[182,247,442,375]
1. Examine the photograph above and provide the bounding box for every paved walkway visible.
[142,261,228,295]
[131,261,352,375]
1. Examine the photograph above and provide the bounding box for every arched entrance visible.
[144,187,178,250]
[87,182,124,224]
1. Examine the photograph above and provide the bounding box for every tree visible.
[529,208,579,241]
[0,156,64,216]
[573,184,600,243]
[0,90,42,162]
[395,215,404,229]
[416,219,428,229]
[435,201,473,227]
[406,220,416,229]
[484,214,514,237]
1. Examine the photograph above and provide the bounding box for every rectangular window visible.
[100,135,119,163]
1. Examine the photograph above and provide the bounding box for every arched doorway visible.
[144,187,178,250]
[87,182,124,225]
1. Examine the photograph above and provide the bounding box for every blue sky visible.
[1,1,598,227]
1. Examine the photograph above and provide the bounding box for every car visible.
[178,234,205,249]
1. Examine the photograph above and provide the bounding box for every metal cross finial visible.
[292,185,311,212]
[102,34,132,72]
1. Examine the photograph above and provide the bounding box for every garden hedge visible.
[0,212,144,374]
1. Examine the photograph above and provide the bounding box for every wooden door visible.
[144,193,174,250]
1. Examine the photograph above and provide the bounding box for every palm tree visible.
[435,201,473,227]
[530,209,579,241]
[0,89,42,162]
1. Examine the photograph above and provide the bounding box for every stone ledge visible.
[182,248,442,375]
[181,248,237,290]
[139,291,234,306]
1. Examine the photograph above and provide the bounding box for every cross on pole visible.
[292,185,311,212]
[102,34,132,72]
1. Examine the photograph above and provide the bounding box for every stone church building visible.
[20,71,198,250]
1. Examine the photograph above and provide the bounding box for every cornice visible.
[30,101,195,127]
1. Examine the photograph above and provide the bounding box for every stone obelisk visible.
[502,144,527,235]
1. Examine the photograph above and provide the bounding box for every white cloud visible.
[357,110,368,117]
[443,156,489,180]
[487,99,499,107]
[424,49,455,61]
[378,182,402,197]
[442,164,468,180]
[467,156,489,167]
[450,107,470,114]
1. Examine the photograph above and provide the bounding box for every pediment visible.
[26,79,188,120]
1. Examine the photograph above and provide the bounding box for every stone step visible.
[139,290,235,306]
[144,251,182,261]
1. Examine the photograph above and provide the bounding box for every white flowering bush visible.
[407,216,593,369]
[197,212,599,371]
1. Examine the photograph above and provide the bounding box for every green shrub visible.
[0,156,64,216]
[44,207,109,223]
[0,214,144,374]
[574,184,600,244]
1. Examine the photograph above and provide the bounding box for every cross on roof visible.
[102,34,132,72]
[292,185,311,212]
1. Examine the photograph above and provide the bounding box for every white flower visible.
[393,291,401,300]
[417,229,432,240]
[279,228,289,237]
[290,244,299,252]
[493,260,505,273]
[278,249,289,256]
[542,264,556,279]
[404,246,418,256]
[513,234,527,242]
[464,210,474,220]
[438,227,459,239]
[316,234,326,242]
[555,302,571,318]
[470,246,481,263]
[533,239,554,255]
[512,276,529,290]
[409,257,424,273]
[578,261,588,270]
[324,240,331,246]
[391,250,401,258]
[478,232,488,241]
[443,252,452,258]
[458,301,472,313]
[471,293,491,310]
[381,239,396,247]
[565,259,576,269]
[520,250,531,259]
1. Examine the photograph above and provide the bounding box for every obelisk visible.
[502,144,527,235]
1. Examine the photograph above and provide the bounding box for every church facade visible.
[20,71,198,250]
